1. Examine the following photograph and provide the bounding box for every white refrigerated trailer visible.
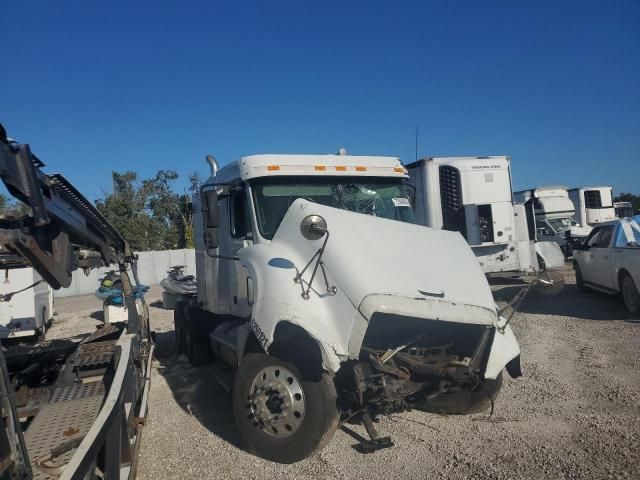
[569,186,616,227]
[0,267,53,340]
[406,156,562,273]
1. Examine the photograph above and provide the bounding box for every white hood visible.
[240,199,515,376]
[284,200,496,317]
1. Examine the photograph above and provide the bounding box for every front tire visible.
[232,353,339,463]
[621,274,640,315]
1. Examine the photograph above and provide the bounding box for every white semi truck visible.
[513,186,591,258]
[568,186,616,227]
[174,151,523,463]
[406,156,563,274]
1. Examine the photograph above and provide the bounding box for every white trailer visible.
[0,267,53,340]
[174,151,523,463]
[513,186,591,258]
[406,156,561,273]
[569,186,616,227]
[615,201,634,219]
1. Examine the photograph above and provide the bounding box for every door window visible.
[229,189,250,238]
[586,228,601,248]
[594,225,614,248]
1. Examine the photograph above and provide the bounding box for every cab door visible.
[579,227,602,284]
[227,186,253,318]
[588,225,615,288]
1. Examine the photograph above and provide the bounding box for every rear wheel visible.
[621,274,640,315]
[184,306,211,366]
[232,353,339,463]
[174,301,187,353]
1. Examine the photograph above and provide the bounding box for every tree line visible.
[614,193,640,213]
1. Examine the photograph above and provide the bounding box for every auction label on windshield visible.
[392,197,411,207]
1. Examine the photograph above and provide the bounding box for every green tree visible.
[0,192,32,216]
[95,170,202,251]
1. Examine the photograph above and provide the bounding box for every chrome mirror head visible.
[300,215,328,241]
[534,270,565,295]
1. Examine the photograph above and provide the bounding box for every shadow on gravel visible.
[487,276,530,287]
[495,284,636,321]
[152,330,247,452]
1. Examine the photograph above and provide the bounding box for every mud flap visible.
[506,354,522,378]
[484,324,520,380]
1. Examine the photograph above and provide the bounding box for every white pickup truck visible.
[573,218,640,315]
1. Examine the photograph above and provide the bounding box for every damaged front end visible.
[344,314,517,415]
[338,312,521,450]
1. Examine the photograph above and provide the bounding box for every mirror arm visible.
[294,231,336,299]
[496,282,535,333]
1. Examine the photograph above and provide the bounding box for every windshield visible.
[251,176,416,239]
[546,217,576,233]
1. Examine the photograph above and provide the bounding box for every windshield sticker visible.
[392,197,411,207]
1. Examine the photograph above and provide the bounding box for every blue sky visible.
[2,0,638,200]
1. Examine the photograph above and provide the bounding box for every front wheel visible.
[232,353,339,463]
[621,274,640,315]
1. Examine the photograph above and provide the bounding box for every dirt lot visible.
[51,267,640,479]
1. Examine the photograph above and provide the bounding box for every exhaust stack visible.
[206,154,219,179]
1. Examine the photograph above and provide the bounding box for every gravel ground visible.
[50,268,640,479]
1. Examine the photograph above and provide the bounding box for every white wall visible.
[54,249,196,298]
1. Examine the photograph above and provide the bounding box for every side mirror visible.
[201,188,219,253]
[300,215,328,240]
[202,189,219,228]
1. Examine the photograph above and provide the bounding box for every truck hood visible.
[269,199,497,322]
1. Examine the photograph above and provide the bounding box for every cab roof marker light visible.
[267,165,280,171]
[315,165,326,171]
[394,167,407,173]
[335,166,347,171]
[355,166,367,171]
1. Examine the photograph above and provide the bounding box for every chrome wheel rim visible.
[247,366,305,437]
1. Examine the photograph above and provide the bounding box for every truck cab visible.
[513,186,591,258]
[178,152,522,463]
